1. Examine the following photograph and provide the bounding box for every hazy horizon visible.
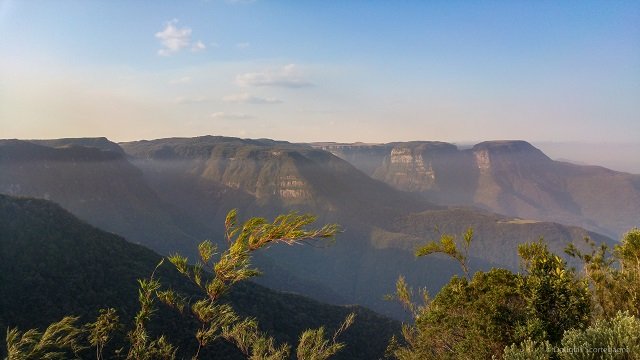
[1,1,639,158]
[3,132,640,174]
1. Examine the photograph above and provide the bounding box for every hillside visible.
[314,140,640,238]
[0,139,205,254]
[119,136,614,318]
[0,194,400,359]
[392,207,614,270]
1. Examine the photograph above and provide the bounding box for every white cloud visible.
[169,76,192,84]
[236,42,250,49]
[236,64,313,88]
[222,93,282,104]
[192,40,206,52]
[155,19,205,56]
[211,112,253,120]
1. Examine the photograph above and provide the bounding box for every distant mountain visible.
[0,138,343,307]
[27,136,126,154]
[119,136,612,318]
[534,141,640,174]
[0,194,399,359]
[314,140,640,239]
[121,136,433,222]
[0,139,204,254]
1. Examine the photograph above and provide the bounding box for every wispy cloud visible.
[192,40,206,52]
[211,112,253,120]
[236,42,250,49]
[155,19,205,56]
[222,93,282,104]
[236,64,313,88]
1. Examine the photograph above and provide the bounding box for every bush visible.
[560,311,640,360]
[501,339,553,360]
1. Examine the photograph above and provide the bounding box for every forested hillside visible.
[0,194,399,359]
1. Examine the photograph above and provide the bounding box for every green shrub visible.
[559,311,640,360]
[501,339,553,360]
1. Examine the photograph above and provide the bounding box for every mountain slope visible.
[314,140,640,238]
[120,136,614,318]
[0,194,399,359]
[0,139,205,254]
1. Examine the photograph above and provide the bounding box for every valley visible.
[0,136,623,320]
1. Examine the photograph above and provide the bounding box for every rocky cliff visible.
[313,140,640,238]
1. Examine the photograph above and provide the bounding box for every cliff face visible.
[313,140,639,238]
[201,148,312,203]
[121,137,432,222]
[314,143,390,176]
[313,141,479,205]
[374,144,442,192]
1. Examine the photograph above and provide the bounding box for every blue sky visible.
[1,0,639,145]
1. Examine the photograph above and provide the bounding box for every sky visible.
[0,1,639,150]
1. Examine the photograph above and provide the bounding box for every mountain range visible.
[314,140,640,239]
[0,136,626,319]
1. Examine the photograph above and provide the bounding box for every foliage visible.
[560,311,640,360]
[415,228,473,279]
[5,316,85,360]
[296,313,355,360]
[126,269,177,360]
[388,232,593,360]
[503,312,640,360]
[386,269,528,359]
[517,241,591,343]
[4,208,358,360]
[501,339,553,360]
[567,228,640,319]
[383,276,430,318]
[86,308,120,360]
[160,209,351,359]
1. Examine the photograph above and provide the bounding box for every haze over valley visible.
[0,136,630,317]
[1,1,639,359]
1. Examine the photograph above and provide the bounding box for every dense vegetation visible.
[0,195,399,359]
[5,191,639,359]
[386,228,640,359]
